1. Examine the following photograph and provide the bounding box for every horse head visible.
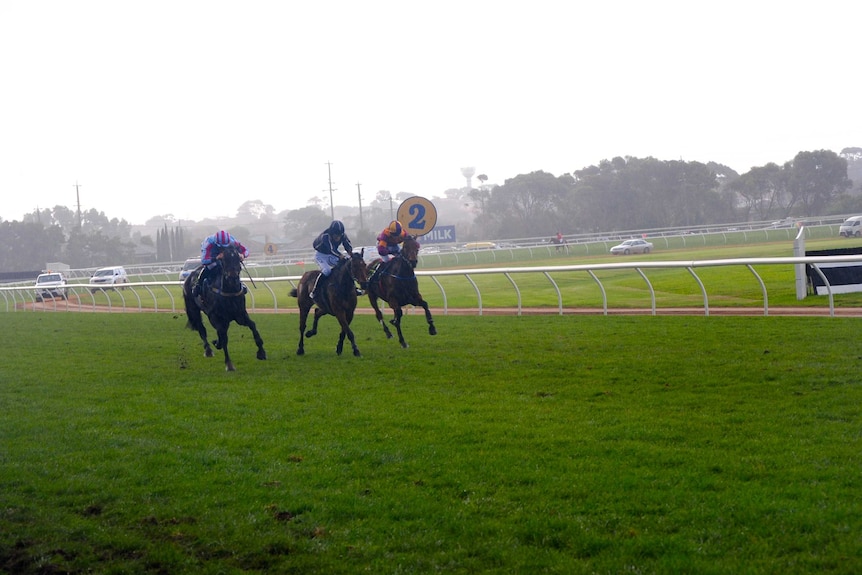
[401,236,420,268]
[350,250,369,290]
[218,245,244,293]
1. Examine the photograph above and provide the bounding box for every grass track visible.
[1,313,860,574]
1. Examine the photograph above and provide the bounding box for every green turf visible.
[1,313,860,574]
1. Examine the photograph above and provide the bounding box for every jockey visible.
[197,230,248,297]
[310,220,358,298]
[377,220,408,262]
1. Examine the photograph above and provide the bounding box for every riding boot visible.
[198,266,213,302]
[194,268,206,298]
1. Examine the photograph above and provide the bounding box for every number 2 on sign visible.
[408,203,426,229]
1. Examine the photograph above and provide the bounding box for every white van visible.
[838,216,862,238]
[89,266,129,291]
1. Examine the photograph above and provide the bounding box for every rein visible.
[379,255,416,281]
[241,260,258,289]
[208,247,248,298]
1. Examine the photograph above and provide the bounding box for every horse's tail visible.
[289,288,298,298]
[183,283,205,332]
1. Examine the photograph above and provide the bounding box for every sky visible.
[1,1,860,225]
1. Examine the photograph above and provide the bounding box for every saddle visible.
[368,259,390,285]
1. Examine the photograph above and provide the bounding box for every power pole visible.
[357,182,364,230]
[73,181,82,229]
[325,161,336,220]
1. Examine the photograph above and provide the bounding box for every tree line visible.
[1,148,858,272]
[466,150,856,239]
[0,205,188,273]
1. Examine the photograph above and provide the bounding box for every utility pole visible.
[356,182,364,231]
[325,161,336,220]
[73,181,82,229]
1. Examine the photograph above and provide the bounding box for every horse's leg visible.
[418,297,437,336]
[335,315,346,356]
[368,292,393,339]
[342,308,361,357]
[296,303,310,355]
[211,319,235,372]
[389,303,409,348]
[236,312,267,360]
[306,307,324,338]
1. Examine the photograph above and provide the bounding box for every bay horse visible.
[182,245,267,371]
[366,235,437,348]
[289,250,368,357]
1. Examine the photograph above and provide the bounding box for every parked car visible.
[610,239,654,255]
[34,272,67,302]
[463,241,497,250]
[179,258,201,281]
[839,216,862,237]
[89,266,129,291]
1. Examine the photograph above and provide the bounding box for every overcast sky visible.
[2,1,859,225]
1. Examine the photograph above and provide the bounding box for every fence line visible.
[4,255,862,317]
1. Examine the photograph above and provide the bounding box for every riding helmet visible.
[215,230,231,246]
[388,220,403,235]
[329,220,345,235]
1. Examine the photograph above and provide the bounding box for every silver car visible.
[610,239,654,255]
[34,272,67,302]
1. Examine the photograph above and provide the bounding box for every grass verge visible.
[1,313,860,573]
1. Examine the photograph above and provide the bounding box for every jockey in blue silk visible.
[310,220,360,298]
[196,230,248,298]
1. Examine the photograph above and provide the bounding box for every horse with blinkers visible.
[366,235,437,348]
[289,250,369,357]
[182,245,267,371]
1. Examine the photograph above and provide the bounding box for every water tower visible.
[460,166,475,190]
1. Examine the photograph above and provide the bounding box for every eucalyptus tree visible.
[726,163,787,220]
[785,150,851,215]
[571,157,725,232]
[482,171,574,238]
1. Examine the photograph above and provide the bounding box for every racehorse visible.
[366,235,437,348]
[182,245,267,371]
[289,250,369,357]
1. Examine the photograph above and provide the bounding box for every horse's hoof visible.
[400,342,409,349]
[204,349,214,358]
[257,351,267,360]
[353,349,361,357]
[296,348,304,356]
[305,330,316,338]
[385,332,393,339]
[429,325,437,336]
[226,364,236,372]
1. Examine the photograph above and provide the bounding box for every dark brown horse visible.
[183,245,267,371]
[289,250,369,356]
[366,235,437,348]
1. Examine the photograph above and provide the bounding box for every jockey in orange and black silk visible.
[377,220,407,262]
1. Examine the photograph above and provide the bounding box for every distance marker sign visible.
[396,196,438,237]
